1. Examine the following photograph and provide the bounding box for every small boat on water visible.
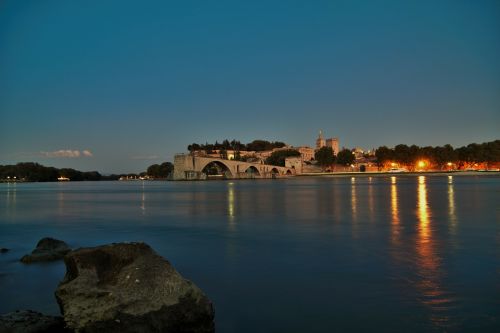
[57,176,70,181]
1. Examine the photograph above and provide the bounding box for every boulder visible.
[0,310,69,333]
[21,238,71,263]
[55,242,214,333]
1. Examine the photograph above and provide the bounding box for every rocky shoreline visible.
[1,239,215,333]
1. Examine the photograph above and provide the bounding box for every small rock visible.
[20,238,71,263]
[0,309,70,333]
[55,242,214,333]
[0,248,9,253]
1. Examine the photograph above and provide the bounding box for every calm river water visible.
[0,175,499,332]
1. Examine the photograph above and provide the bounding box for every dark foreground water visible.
[0,175,499,332]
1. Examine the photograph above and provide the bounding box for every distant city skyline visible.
[1,0,499,173]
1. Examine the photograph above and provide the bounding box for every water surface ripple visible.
[0,175,499,332]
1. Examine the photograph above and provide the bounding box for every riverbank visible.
[297,170,500,178]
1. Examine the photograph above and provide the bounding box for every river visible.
[0,175,498,332]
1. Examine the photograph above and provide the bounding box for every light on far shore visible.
[416,160,430,171]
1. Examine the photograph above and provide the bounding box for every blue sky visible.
[1,0,499,173]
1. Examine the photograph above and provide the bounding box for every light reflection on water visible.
[448,176,457,235]
[0,176,499,332]
[227,182,235,225]
[141,181,146,214]
[390,177,400,243]
[350,177,357,220]
[415,176,457,330]
[5,183,16,218]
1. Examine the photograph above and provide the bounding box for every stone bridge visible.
[173,154,295,180]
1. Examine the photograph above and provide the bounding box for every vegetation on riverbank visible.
[0,163,104,182]
[0,162,174,182]
[375,140,499,170]
[188,139,286,153]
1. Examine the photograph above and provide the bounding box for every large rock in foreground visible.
[0,310,69,333]
[55,242,214,333]
[21,238,71,263]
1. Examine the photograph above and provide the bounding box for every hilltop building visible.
[316,130,339,155]
[326,138,339,155]
[294,146,315,161]
[316,130,326,149]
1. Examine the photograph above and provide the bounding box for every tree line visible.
[188,139,286,153]
[375,140,499,169]
[0,162,103,182]
[0,161,175,182]
[314,147,355,167]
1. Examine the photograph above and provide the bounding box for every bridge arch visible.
[245,166,260,176]
[200,160,233,179]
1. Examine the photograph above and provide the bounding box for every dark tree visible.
[394,144,412,165]
[336,149,355,166]
[314,147,335,167]
[484,140,500,163]
[159,162,174,177]
[219,149,228,160]
[222,139,231,150]
[246,140,272,152]
[83,171,102,181]
[234,150,242,161]
[204,143,214,154]
[265,149,301,166]
[147,164,160,177]
[147,162,174,178]
[375,146,393,167]
[432,144,457,169]
[60,168,83,181]
[187,143,201,152]
[188,139,287,152]
[273,141,286,148]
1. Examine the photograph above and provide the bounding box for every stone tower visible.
[326,138,339,155]
[316,130,326,149]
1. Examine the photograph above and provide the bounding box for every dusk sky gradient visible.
[1,0,499,173]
